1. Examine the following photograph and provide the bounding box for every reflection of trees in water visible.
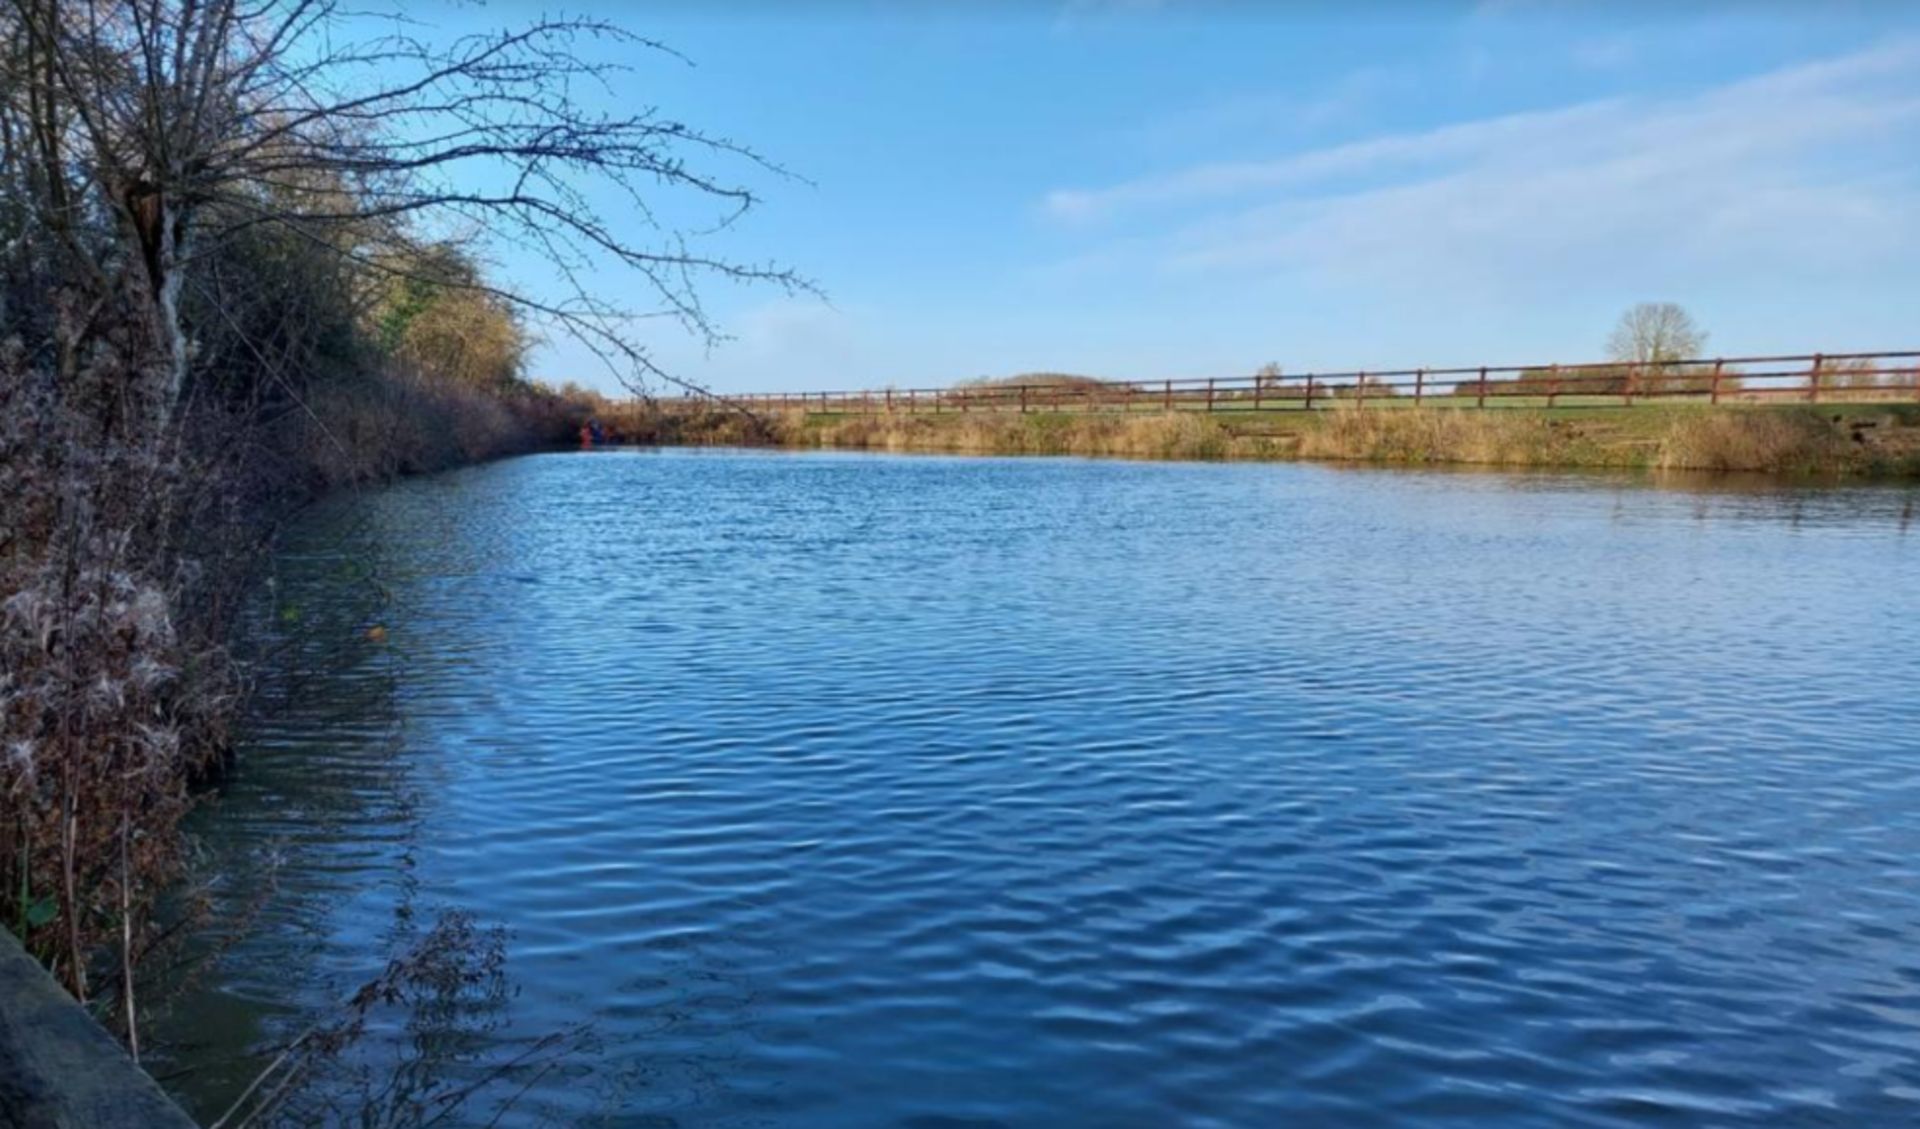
[574,962,764,1127]
[150,503,601,1125]
[216,911,595,1127]
[146,502,419,1112]
[158,490,768,1125]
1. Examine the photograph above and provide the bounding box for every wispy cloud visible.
[1123,66,1398,155]
[1044,97,1627,223]
[1042,39,1920,296]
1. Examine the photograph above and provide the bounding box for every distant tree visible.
[1823,358,1891,393]
[1606,303,1712,396]
[1607,303,1707,366]
[1323,373,1400,399]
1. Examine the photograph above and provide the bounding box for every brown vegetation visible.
[0,209,581,1038]
[2,0,787,1050]
[1653,410,1858,472]
[630,401,1920,476]
[763,407,1239,459]
[1294,408,1585,464]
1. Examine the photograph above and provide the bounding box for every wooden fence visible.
[703,351,1920,416]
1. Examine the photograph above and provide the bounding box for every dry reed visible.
[626,403,1920,477]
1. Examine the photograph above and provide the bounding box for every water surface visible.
[155,450,1920,1126]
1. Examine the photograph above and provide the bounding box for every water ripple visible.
[154,451,1920,1127]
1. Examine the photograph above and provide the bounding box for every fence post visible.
[1164,379,1173,411]
[1809,353,1823,403]
[1019,385,1028,414]
[1252,372,1263,412]
[1304,373,1315,411]
[1546,363,1559,410]
[886,387,894,414]
[1476,366,1487,409]
[1206,378,1216,412]
[1414,368,1425,405]
[1709,359,1723,405]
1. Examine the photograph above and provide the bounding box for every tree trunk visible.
[122,183,192,431]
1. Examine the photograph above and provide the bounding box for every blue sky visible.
[428,2,1920,395]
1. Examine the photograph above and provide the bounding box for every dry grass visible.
[605,401,779,447]
[630,402,1920,477]
[801,410,1235,458]
[1294,408,1595,466]
[3,343,236,1018]
[1658,407,1912,474]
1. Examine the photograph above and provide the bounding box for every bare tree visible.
[2,0,806,433]
[0,0,804,1018]
[1606,302,1707,366]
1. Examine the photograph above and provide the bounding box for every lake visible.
[152,449,1920,1126]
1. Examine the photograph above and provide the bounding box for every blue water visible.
[156,449,1920,1126]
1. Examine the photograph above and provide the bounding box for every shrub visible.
[1654,410,1854,472]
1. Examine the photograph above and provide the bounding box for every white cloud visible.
[1041,39,1920,298]
[1044,97,1627,223]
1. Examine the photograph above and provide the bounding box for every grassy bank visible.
[623,402,1920,476]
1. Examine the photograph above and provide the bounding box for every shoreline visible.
[613,403,1920,478]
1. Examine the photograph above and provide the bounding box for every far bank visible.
[607,402,1920,477]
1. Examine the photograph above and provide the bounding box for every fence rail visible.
[695,351,1920,417]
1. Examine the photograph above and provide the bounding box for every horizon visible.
[439,1,1920,396]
